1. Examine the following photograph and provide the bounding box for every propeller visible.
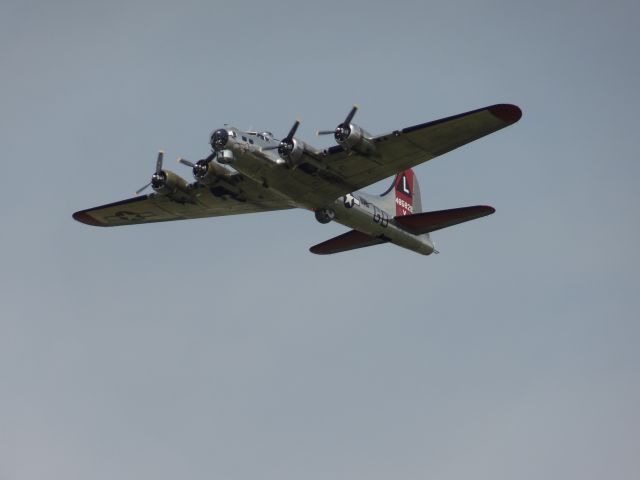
[317,105,358,142]
[263,119,301,158]
[136,151,166,195]
[178,152,216,179]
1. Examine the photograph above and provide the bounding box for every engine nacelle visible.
[210,128,229,151]
[193,157,236,184]
[152,170,190,196]
[280,138,305,166]
[337,123,376,155]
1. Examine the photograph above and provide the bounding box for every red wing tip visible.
[73,211,106,226]
[480,205,496,215]
[488,104,522,123]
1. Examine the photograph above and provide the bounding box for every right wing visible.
[292,104,521,205]
[73,179,292,227]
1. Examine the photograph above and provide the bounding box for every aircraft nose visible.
[210,128,229,151]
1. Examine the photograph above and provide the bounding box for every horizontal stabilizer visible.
[310,229,387,255]
[394,205,495,234]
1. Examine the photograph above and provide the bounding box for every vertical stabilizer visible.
[380,169,422,216]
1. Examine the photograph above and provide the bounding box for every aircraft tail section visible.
[309,229,387,255]
[394,205,495,234]
[380,171,494,235]
[380,169,422,216]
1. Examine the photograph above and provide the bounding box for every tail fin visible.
[380,169,422,215]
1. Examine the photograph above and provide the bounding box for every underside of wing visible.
[73,182,292,227]
[309,229,387,255]
[302,104,521,203]
[394,205,495,234]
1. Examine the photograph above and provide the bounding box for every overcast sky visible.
[1,1,639,479]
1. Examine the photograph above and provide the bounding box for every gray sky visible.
[1,1,639,479]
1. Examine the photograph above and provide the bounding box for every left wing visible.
[73,182,292,227]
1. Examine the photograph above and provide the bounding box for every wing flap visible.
[394,205,495,234]
[309,229,387,255]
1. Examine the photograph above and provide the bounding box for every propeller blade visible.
[156,151,164,175]
[178,158,195,168]
[344,105,358,124]
[262,145,280,151]
[135,182,151,195]
[284,120,300,141]
[317,106,358,137]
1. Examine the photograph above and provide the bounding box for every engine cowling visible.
[151,170,190,195]
[277,138,306,166]
[192,157,235,184]
[335,123,376,155]
[210,128,229,151]
[137,151,193,201]
[264,120,318,168]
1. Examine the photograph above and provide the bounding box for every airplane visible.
[73,103,522,255]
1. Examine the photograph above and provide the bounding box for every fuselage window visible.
[241,136,247,142]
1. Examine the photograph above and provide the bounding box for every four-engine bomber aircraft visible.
[73,103,522,255]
